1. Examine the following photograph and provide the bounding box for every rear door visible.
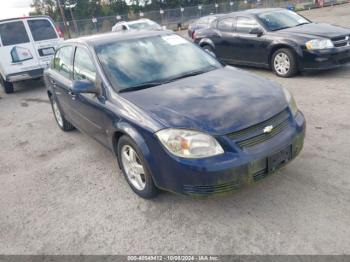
[211,17,237,60]
[0,19,39,77]
[47,45,76,124]
[26,17,62,70]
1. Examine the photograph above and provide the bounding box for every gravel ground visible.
[0,4,350,255]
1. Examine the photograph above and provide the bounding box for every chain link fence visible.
[56,0,348,38]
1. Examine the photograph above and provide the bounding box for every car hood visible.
[120,67,288,135]
[279,23,350,39]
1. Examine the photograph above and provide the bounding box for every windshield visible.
[95,34,221,91]
[258,9,310,31]
[128,21,161,30]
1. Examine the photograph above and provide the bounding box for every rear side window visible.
[217,18,234,32]
[0,21,30,46]
[236,17,259,33]
[53,46,73,79]
[27,19,57,41]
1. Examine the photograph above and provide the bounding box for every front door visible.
[70,46,108,146]
[232,16,270,66]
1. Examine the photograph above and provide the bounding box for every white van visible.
[0,16,63,94]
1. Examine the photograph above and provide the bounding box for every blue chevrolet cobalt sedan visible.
[44,30,306,198]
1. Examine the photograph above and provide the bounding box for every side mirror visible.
[71,80,98,94]
[249,27,264,36]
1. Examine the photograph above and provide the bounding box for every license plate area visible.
[39,47,55,57]
[267,145,292,173]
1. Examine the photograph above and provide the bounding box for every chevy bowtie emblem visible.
[263,125,274,134]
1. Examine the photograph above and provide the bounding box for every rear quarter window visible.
[0,21,30,46]
[27,19,57,41]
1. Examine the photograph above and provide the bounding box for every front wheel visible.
[117,135,158,199]
[271,48,298,78]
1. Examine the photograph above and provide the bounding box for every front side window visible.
[236,17,260,33]
[258,10,310,31]
[27,19,57,41]
[53,46,74,79]
[0,21,29,46]
[217,18,234,32]
[96,34,221,91]
[73,47,96,83]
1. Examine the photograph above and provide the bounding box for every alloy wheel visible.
[52,99,64,127]
[121,145,146,191]
[274,52,290,76]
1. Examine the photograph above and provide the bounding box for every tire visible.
[1,76,14,94]
[202,44,216,57]
[49,95,75,132]
[117,135,158,199]
[271,48,298,78]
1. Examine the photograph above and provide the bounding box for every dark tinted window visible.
[53,46,73,79]
[27,19,57,41]
[217,18,234,32]
[0,21,30,46]
[74,47,96,83]
[236,17,259,33]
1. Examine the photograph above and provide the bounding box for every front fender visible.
[110,120,152,158]
[109,120,164,187]
[268,40,303,58]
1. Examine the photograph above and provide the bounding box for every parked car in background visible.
[112,19,163,32]
[0,16,63,93]
[188,14,224,40]
[44,30,305,198]
[194,8,350,77]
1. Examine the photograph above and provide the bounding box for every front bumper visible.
[147,112,306,196]
[300,46,350,71]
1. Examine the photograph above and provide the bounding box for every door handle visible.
[68,91,77,100]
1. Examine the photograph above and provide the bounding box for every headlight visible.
[305,39,333,50]
[156,128,224,158]
[283,88,298,117]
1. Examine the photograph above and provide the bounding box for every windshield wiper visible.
[166,67,215,82]
[119,67,214,93]
[119,81,165,93]
[271,26,292,31]
[295,22,310,27]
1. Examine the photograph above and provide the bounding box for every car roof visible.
[225,8,285,17]
[65,30,172,47]
[127,19,153,24]
[0,15,53,23]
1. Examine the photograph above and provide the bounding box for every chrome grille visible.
[227,110,290,149]
[331,35,350,48]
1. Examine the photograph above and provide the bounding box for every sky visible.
[0,0,33,20]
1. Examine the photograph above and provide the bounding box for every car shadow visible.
[11,78,46,94]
